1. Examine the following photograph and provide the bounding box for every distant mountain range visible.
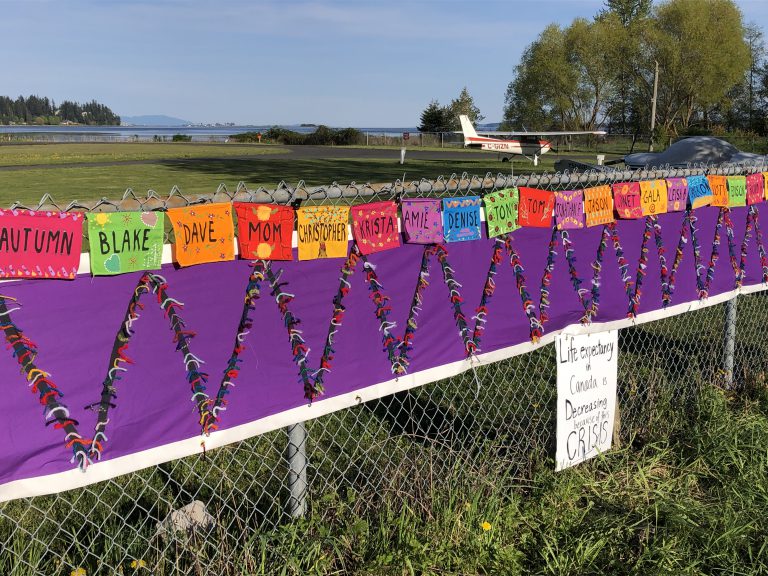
[120,115,191,126]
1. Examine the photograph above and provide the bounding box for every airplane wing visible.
[457,115,605,137]
[475,129,607,136]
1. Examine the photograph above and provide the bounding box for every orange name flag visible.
[168,203,235,267]
[707,175,729,207]
[639,179,668,216]
[583,185,614,228]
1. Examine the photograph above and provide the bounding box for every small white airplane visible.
[459,115,607,163]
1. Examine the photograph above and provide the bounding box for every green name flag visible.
[484,188,520,238]
[87,212,165,275]
[726,176,747,208]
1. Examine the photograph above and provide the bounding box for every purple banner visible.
[0,206,765,500]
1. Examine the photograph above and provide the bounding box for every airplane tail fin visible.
[459,115,477,145]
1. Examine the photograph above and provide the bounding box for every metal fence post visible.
[723,296,738,389]
[286,422,308,518]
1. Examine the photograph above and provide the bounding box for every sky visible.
[4,0,768,127]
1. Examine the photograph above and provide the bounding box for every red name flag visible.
[746,173,765,205]
[234,203,294,261]
[613,182,643,219]
[0,209,83,279]
[517,187,554,227]
[352,201,400,255]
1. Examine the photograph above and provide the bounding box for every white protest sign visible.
[555,330,618,471]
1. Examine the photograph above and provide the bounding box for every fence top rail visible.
[6,161,768,213]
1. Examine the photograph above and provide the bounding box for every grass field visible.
[0,143,290,167]
[0,141,625,207]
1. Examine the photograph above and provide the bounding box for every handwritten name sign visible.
[401,198,442,244]
[352,201,400,255]
[746,173,765,205]
[554,190,584,230]
[665,177,688,212]
[613,182,643,219]
[763,172,768,201]
[583,185,614,228]
[687,175,713,208]
[555,331,618,471]
[726,176,747,208]
[235,203,293,261]
[483,188,520,237]
[639,179,668,216]
[442,196,482,243]
[0,210,83,279]
[518,187,554,228]
[87,212,164,275]
[168,204,235,267]
[707,175,729,207]
[296,205,350,260]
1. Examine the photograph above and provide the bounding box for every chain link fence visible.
[1,163,767,575]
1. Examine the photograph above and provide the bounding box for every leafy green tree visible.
[643,0,750,133]
[714,23,767,133]
[599,0,652,26]
[503,19,616,131]
[599,0,652,134]
[418,100,451,132]
[503,0,753,138]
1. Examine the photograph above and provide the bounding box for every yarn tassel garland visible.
[0,296,91,470]
[752,206,768,284]
[204,260,268,435]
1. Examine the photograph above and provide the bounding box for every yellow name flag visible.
[296,206,351,260]
[639,180,668,216]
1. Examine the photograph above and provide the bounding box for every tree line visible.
[505,0,767,141]
[0,95,120,125]
[419,0,768,144]
[418,87,485,133]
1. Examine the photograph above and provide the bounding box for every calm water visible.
[0,124,421,143]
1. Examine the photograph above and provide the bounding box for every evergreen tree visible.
[418,100,451,132]
[0,95,120,125]
[447,87,484,131]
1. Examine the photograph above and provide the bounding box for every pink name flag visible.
[0,209,83,279]
[352,201,400,255]
[665,178,688,212]
[401,198,442,244]
[746,173,764,205]
[554,189,584,230]
[613,182,643,219]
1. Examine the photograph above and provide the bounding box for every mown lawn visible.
[0,142,289,166]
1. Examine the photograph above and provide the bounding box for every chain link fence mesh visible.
[1,163,767,575]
